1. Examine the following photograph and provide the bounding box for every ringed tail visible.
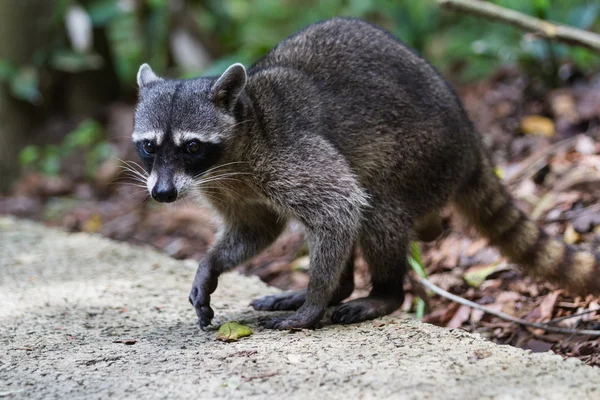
[454,156,599,294]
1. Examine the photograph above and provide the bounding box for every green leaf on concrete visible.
[216,322,253,342]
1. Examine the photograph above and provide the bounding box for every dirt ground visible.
[1,216,599,399]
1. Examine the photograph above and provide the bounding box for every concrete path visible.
[1,217,599,399]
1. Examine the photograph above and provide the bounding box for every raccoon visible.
[132,17,599,330]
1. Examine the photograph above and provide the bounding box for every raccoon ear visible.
[211,63,247,111]
[137,63,161,88]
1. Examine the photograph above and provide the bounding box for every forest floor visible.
[2,217,600,399]
[1,67,600,365]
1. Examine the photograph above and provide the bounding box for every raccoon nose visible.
[152,182,177,203]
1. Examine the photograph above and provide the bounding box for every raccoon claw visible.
[194,305,214,330]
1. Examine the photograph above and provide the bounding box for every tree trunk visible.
[0,0,53,192]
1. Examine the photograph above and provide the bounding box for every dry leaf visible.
[463,264,500,288]
[521,115,555,137]
[447,305,471,328]
[537,291,559,322]
[563,225,581,245]
[82,214,103,233]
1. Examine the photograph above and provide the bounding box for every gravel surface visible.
[1,216,599,399]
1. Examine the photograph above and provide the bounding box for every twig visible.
[416,275,600,336]
[547,308,599,325]
[407,272,432,314]
[505,137,575,186]
[438,0,600,54]
[544,203,600,223]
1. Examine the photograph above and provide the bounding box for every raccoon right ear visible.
[137,63,162,88]
[210,63,247,111]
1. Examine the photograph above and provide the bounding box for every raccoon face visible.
[132,63,247,203]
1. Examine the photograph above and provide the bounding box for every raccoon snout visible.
[151,181,178,203]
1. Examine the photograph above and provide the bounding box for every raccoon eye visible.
[186,140,200,154]
[142,140,155,155]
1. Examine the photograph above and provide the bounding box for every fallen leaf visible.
[582,301,600,322]
[572,211,600,234]
[82,214,103,233]
[470,308,485,324]
[574,134,596,155]
[440,302,460,326]
[289,255,310,272]
[447,305,471,328]
[216,322,253,342]
[494,167,505,179]
[563,225,581,245]
[537,291,559,322]
[550,91,578,122]
[463,264,499,288]
[521,115,555,137]
[471,348,492,360]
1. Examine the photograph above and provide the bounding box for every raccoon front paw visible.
[260,305,324,330]
[250,290,307,311]
[189,291,214,329]
[189,273,219,330]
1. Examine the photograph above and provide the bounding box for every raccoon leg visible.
[189,206,286,329]
[261,224,358,330]
[331,204,410,324]
[250,249,355,311]
[261,142,366,330]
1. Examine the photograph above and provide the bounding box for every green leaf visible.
[463,264,499,288]
[415,298,426,320]
[87,0,123,26]
[408,242,427,279]
[40,154,61,176]
[10,67,41,104]
[19,146,41,166]
[64,119,103,149]
[50,50,104,73]
[0,60,17,81]
[216,322,253,342]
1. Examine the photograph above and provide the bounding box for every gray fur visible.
[133,18,597,331]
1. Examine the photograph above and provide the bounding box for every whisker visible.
[227,119,254,130]
[194,161,252,178]
[113,171,148,185]
[115,158,149,176]
[194,172,257,184]
[117,171,148,185]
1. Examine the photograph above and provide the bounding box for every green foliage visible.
[19,119,110,178]
[0,62,41,104]
[408,242,428,320]
[1,0,599,105]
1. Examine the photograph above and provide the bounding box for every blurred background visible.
[1,0,600,363]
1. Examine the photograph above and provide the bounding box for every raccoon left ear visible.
[137,63,162,88]
[211,63,247,111]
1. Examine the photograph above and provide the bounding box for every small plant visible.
[408,242,429,320]
[19,119,111,179]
